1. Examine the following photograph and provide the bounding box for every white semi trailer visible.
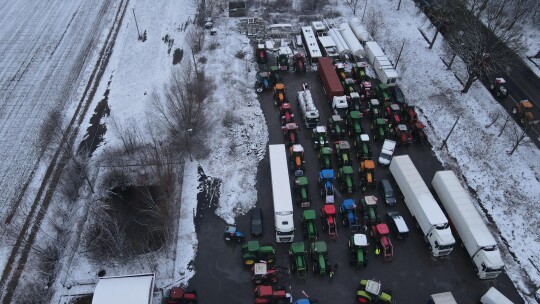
[269,144,295,243]
[297,84,319,128]
[348,17,372,44]
[338,23,365,59]
[389,155,455,257]
[432,171,504,279]
[364,41,398,86]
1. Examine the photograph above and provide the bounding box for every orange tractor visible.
[359,160,375,191]
[274,83,286,106]
[513,99,535,125]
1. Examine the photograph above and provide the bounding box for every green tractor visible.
[242,240,275,266]
[349,234,369,268]
[269,65,283,86]
[375,83,391,105]
[354,134,373,160]
[347,111,363,137]
[356,280,393,303]
[310,241,330,276]
[334,140,352,167]
[338,166,355,194]
[294,176,310,208]
[344,78,356,95]
[371,118,388,141]
[312,126,329,150]
[289,242,307,278]
[360,195,379,227]
[368,99,384,120]
[318,147,333,170]
[327,115,346,139]
[301,209,318,241]
[352,62,368,81]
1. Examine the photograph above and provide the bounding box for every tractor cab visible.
[489,77,508,98]
[293,53,306,72]
[347,111,363,137]
[280,103,294,125]
[321,204,338,239]
[254,285,290,303]
[256,44,267,64]
[371,118,388,141]
[359,160,376,192]
[349,233,368,267]
[273,82,286,106]
[334,140,352,167]
[338,166,355,194]
[395,124,412,145]
[165,287,198,304]
[406,104,418,124]
[318,147,333,170]
[310,241,331,276]
[369,99,383,119]
[302,209,318,241]
[357,279,393,304]
[328,115,346,139]
[340,199,360,231]
[376,83,391,105]
[278,53,290,71]
[349,92,362,112]
[513,99,535,124]
[242,240,276,266]
[361,195,378,226]
[312,125,329,150]
[335,63,347,81]
[252,262,277,285]
[256,71,271,93]
[411,122,427,145]
[352,62,368,81]
[282,122,298,147]
[387,103,402,125]
[344,78,356,95]
[319,169,335,204]
[371,223,393,261]
[289,242,307,278]
[289,144,305,176]
[355,134,373,160]
[360,81,373,100]
[332,96,349,117]
[294,176,310,207]
[269,65,283,86]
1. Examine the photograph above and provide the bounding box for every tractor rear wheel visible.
[244,258,255,266]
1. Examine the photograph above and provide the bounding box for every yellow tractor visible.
[512,100,535,124]
[359,159,375,192]
[273,83,286,106]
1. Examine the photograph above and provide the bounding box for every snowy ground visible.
[336,0,540,301]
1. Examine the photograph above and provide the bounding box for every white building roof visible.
[92,273,155,304]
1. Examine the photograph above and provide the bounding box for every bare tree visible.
[110,116,144,154]
[485,110,502,128]
[348,0,363,15]
[508,122,531,155]
[365,6,384,39]
[185,25,205,54]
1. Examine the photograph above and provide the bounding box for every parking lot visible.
[188,68,524,303]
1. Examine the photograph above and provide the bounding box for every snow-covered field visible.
[336,0,540,301]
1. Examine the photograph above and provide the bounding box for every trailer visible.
[269,144,295,243]
[318,57,345,103]
[432,171,504,279]
[297,84,320,128]
[317,35,339,58]
[338,23,365,59]
[364,41,386,64]
[389,155,455,256]
[427,292,457,304]
[349,17,372,44]
[480,287,514,304]
[328,28,351,57]
[301,26,322,63]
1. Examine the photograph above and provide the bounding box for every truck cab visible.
[332,96,349,117]
[427,224,455,256]
[275,212,294,243]
[473,248,504,279]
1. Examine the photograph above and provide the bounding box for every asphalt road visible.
[188,70,524,303]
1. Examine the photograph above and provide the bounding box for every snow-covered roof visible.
[360,134,370,141]
[92,273,155,304]
[354,234,368,246]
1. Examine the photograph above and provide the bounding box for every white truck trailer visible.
[364,41,398,86]
[480,287,514,304]
[328,28,351,57]
[297,84,319,128]
[338,23,365,59]
[269,144,295,243]
[348,17,372,44]
[427,292,457,304]
[432,171,504,279]
[389,155,455,256]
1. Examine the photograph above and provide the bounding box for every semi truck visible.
[297,84,319,128]
[364,41,398,86]
[318,57,344,103]
[432,171,504,279]
[269,144,295,243]
[427,292,457,304]
[389,155,455,256]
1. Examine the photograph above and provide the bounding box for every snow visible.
[336,1,540,300]
[93,273,155,304]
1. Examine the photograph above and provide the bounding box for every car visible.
[391,86,406,104]
[386,211,409,239]
[251,207,263,236]
[379,179,396,206]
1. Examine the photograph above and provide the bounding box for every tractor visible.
[334,140,352,167]
[411,122,428,145]
[310,241,331,275]
[327,115,346,139]
[360,81,373,101]
[278,53,290,71]
[254,285,291,304]
[242,240,276,266]
[371,118,388,141]
[256,43,267,64]
[319,169,335,204]
[293,53,306,72]
[273,82,286,106]
[352,62,368,81]
[390,86,406,104]
[344,78,356,95]
[294,176,310,207]
[347,111,363,137]
[385,103,403,126]
[349,234,369,268]
[335,63,348,82]
[394,124,413,145]
[356,279,393,304]
[282,122,298,147]
[338,166,355,194]
[223,225,245,243]
[370,223,393,261]
[340,199,361,231]
[256,71,271,93]
[359,160,375,192]
[321,204,338,239]
[289,144,305,176]
[301,209,318,241]
[312,126,329,150]
[269,65,283,86]
[375,83,391,105]
[513,99,535,124]
[289,242,307,278]
[252,262,278,285]
[163,287,198,304]
[368,99,383,120]
[360,195,379,227]
[279,103,294,125]
[354,134,373,160]
[348,92,363,112]
[318,146,333,170]
[489,77,508,98]
[404,104,418,124]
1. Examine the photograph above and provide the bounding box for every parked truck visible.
[364,41,398,86]
[349,17,372,44]
[269,144,295,243]
[389,155,455,256]
[432,171,504,279]
[378,139,396,166]
[297,84,320,128]
[318,57,345,104]
[427,292,457,304]
[480,287,514,304]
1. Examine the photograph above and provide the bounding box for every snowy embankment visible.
[337,1,540,301]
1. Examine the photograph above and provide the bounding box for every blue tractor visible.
[223,225,245,243]
[319,169,335,204]
[340,199,361,231]
[256,71,271,93]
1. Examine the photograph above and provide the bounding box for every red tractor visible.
[321,204,338,240]
[282,122,299,147]
[293,53,306,72]
[256,43,267,64]
[359,81,373,101]
[385,103,403,125]
[411,122,428,145]
[254,285,291,304]
[394,124,413,146]
[279,103,294,125]
[163,287,198,304]
[252,262,278,285]
[370,223,393,261]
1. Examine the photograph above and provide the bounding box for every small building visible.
[92,273,155,304]
[229,1,246,17]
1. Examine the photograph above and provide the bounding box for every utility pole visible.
[440,117,459,149]
[397,0,402,10]
[133,8,141,40]
[395,41,405,67]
